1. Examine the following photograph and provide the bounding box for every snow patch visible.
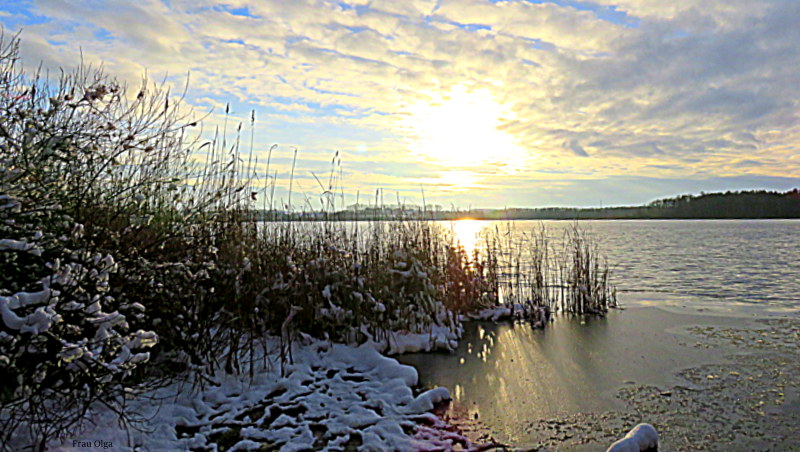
[606,423,659,452]
[384,324,461,355]
[0,289,60,334]
[406,387,452,414]
[0,238,42,255]
[43,338,467,451]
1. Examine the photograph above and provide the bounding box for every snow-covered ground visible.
[45,339,472,452]
[379,324,462,355]
[12,303,652,451]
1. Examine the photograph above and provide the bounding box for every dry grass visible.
[485,223,616,315]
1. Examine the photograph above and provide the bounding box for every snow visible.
[0,289,60,334]
[405,387,451,414]
[4,289,53,309]
[606,423,659,452]
[42,338,470,452]
[0,238,42,255]
[470,305,514,322]
[383,324,461,355]
[0,194,20,211]
[126,329,158,348]
[88,310,129,342]
[469,303,551,328]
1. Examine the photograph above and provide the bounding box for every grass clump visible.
[486,223,617,316]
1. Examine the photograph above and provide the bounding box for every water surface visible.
[398,306,753,445]
[447,219,800,311]
[402,220,800,449]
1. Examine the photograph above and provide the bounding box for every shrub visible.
[0,163,158,449]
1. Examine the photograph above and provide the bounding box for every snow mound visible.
[470,306,514,321]
[469,303,551,327]
[607,423,659,452]
[406,387,452,414]
[45,339,468,451]
[384,324,461,355]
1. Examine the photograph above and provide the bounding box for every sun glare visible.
[450,219,487,256]
[402,85,525,170]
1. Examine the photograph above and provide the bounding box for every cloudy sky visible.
[2,0,799,208]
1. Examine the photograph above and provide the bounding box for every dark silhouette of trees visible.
[633,189,800,219]
[270,189,800,221]
[462,189,800,220]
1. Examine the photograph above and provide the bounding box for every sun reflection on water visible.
[449,219,489,256]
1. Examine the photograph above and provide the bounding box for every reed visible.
[485,222,617,316]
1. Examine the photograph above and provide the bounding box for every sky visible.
[2,0,799,209]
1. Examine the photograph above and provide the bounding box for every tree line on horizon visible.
[500,188,800,220]
[266,189,800,221]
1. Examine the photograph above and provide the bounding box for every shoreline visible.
[400,300,799,451]
[27,301,800,451]
[255,217,800,223]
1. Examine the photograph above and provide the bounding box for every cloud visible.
[567,140,590,157]
[1,0,798,207]
[434,0,629,51]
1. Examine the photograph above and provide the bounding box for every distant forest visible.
[279,189,800,221]
[468,189,800,220]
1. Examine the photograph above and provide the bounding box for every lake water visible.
[399,219,800,449]
[446,219,800,311]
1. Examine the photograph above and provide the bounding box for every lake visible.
[399,219,800,450]
[447,219,800,311]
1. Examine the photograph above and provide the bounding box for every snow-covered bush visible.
[0,27,235,366]
[365,248,444,334]
[249,220,492,349]
[0,191,158,449]
[0,34,165,449]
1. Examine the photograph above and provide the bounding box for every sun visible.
[401,84,525,169]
